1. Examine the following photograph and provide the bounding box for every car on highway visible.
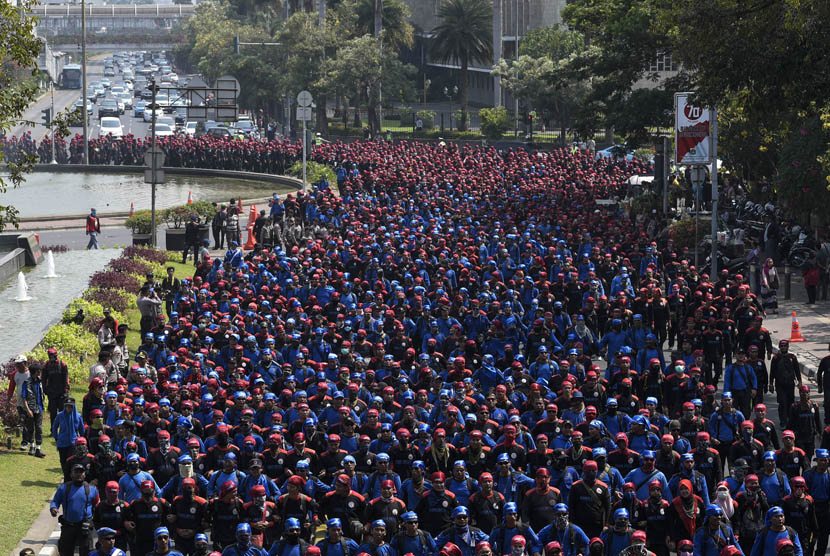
[100,78,112,89]
[99,117,124,139]
[111,96,126,114]
[98,99,120,118]
[154,123,174,137]
[103,66,116,77]
[143,107,164,123]
[207,126,233,139]
[184,121,197,136]
[232,119,259,139]
[133,100,147,117]
[115,92,133,111]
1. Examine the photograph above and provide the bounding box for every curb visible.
[37,529,60,556]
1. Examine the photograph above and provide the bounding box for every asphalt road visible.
[11,56,159,144]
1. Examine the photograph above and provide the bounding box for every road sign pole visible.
[151,78,157,247]
[81,0,88,165]
[662,136,669,215]
[50,81,57,164]
[302,117,307,192]
[711,106,719,278]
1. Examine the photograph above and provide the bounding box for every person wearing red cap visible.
[568,460,611,539]
[787,385,821,464]
[413,472,458,536]
[492,425,527,472]
[275,475,316,540]
[206,481,243,550]
[752,404,780,452]
[425,428,458,475]
[319,473,367,541]
[520,468,561,533]
[729,421,765,473]
[241,484,278,548]
[169,476,208,554]
[93,481,129,550]
[632,480,670,556]
[364,479,407,539]
[123,478,170,556]
[770,340,802,429]
[779,476,817,556]
[468,472,505,535]
[776,430,807,479]
[147,430,182,488]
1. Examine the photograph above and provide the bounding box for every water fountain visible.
[15,272,32,301]
[44,250,59,278]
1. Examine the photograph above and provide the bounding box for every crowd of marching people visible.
[10,137,830,556]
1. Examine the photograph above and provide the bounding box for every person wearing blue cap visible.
[192,533,210,556]
[390,511,437,556]
[491,452,533,505]
[445,461,478,508]
[668,453,711,507]
[489,502,541,556]
[90,527,125,556]
[748,506,803,556]
[435,506,488,556]
[315,518,361,556]
[268,518,309,556]
[693,505,742,556]
[358,520,395,556]
[805,449,830,555]
[146,527,184,556]
[400,460,431,509]
[709,392,746,462]
[364,453,402,499]
[208,452,247,498]
[623,451,670,502]
[599,508,637,556]
[537,503,590,556]
[757,451,791,506]
[221,523,268,556]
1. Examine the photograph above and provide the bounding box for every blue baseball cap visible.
[402,511,418,523]
[327,518,342,528]
[376,453,390,463]
[285,518,301,530]
[504,502,518,515]
[97,527,117,538]
[371,519,386,529]
[154,527,170,539]
[452,506,468,518]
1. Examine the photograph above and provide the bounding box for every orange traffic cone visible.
[129,202,134,216]
[187,191,193,204]
[790,311,806,342]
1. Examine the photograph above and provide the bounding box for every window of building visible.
[650,53,678,73]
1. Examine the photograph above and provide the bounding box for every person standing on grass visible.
[21,363,47,457]
[7,353,31,451]
[53,397,86,477]
[44,347,70,423]
[86,208,101,250]
[51,464,100,556]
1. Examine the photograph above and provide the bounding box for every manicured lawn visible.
[0,422,65,556]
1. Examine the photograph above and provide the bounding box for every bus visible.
[58,64,82,89]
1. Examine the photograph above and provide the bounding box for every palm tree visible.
[430,0,493,131]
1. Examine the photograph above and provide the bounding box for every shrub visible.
[479,106,511,140]
[288,161,337,186]
[108,257,153,276]
[122,246,169,264]
[89,270,142,293]
[84,287,136,313]
[189,200,218,223]
[0,387,21,435]
[61,298,126,334]
[41,245,69,253]
[124,209,154,234]
[29,347,90,388]
[669,217,698,251]
[416,110,435,130]
[162,205,194,229]
[41,323,100,359]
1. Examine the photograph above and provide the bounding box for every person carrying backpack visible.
[748,506,804,556]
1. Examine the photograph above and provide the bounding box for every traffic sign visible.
[297,90,312,107]
[296,106,312,121]
[143,145,165,170]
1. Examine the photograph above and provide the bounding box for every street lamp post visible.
[81,0,88,164]
[443,85,457,130]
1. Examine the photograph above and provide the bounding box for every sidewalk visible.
[760,272,829,381]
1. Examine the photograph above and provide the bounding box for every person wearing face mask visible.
[693,505,741,556]
[598,508,635,556]
[759,452,792,506]
[51,464,100,556]
[734,474,770,554]
[780,476,817,556]
[804,449,830,556]
[488,503,541,556]
[93,481,129,550]
[221,523,268,556]
[119,452,160,502]
[667,478,703,550]
[124,479,170,556]
[675,539,694,556]
[599,399,632,440]
[612,483,641,522]
[208,424,240,470]
[169,477,209,555]
[209,453,247,497]
[65,437,95,483]
[209,481,244,550]
[536,504,589,556]
[567,460,611,539]
[668,453,710,506]
[631,480,670,556]
[435,506,489,556]
[149,430,183,489]
[241,485,278,549]
[713,482,737,526]
[749,506,804,556]
[90,435,121,487]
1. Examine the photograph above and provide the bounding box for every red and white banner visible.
[675,93,712,165]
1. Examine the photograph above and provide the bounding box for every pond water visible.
[5,172,294,217]
[0,249,114,363]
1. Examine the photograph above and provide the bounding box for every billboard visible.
[674,93,712,165]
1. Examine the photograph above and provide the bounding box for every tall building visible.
[403,0,566,106]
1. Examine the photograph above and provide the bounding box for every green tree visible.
[479,106,510,140]
[0,0,49,231]
[429,0,493,131]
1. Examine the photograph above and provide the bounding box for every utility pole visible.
[81,0,89,164]
[151,78,157,246]
[711,106,719,277]
[514,0,519,137]
[374,0,383,137]
[50,81,57,164]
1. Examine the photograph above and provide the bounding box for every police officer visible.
[50,464,100,556]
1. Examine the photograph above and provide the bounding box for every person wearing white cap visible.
[8,354,31,451]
